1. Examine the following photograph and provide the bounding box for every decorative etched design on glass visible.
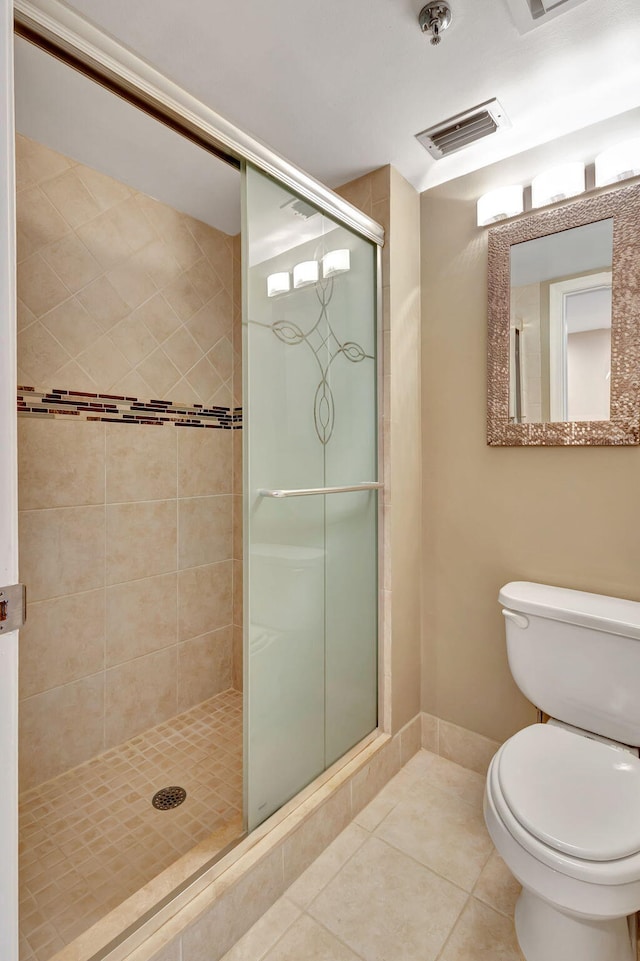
[261,278,373,445]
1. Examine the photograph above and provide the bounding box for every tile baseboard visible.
[421,712,501,776]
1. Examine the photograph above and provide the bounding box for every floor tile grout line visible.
[367,824,491,902]
[291,822,374,914]
[285,822,491,961]
[432,892,472,961]
[396,766,486,808]
[228,897,302,961]
[300,906,369,961]
[250,898,369,961]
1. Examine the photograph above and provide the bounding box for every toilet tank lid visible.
[499,581,640,641]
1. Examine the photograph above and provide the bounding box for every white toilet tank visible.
[500,581,640,746]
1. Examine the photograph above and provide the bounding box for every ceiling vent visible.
[504,0,588,33]
[528,0,567,18]
[415,99,509,160]
[280,197,318,220]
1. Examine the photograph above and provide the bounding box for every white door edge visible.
[0,0,20,956]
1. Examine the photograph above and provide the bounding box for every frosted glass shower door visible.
[243,165,378,830]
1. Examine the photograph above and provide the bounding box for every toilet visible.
[484,581,640,961]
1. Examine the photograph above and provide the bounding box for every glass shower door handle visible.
[259,483,382,498]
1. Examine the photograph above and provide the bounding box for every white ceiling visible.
[53,0,640,196]
[14,0,640,240]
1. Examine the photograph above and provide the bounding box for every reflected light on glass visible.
[322,249,351,278]
[266,271,290,297]
[293,260,319,288]
[531,162,585,208]
[595,139,640,187]
[476,185,524,226]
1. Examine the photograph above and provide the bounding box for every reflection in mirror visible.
[509,220,613,424]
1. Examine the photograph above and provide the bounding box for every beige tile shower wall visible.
[16,133,235,407]
[18,419,237,792]
[16,134,244,792]
[336,166,422,735]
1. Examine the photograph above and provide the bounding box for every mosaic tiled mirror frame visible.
[487,181,640,446]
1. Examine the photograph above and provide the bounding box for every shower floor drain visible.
[152,786,187,810]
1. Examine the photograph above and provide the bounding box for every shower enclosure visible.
[5,5,383,957]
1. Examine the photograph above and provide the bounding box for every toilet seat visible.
[487,728,640,886]
[497,724,640,861]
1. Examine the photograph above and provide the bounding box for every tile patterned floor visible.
[19,689,243,961]
[221,749,526,961]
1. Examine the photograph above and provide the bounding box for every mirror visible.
[510,220,613,424]
[487,182,640,445]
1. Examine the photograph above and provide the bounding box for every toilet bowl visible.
[486,582,640,961]
[485,723,640,960]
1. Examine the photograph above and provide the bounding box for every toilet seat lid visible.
[498,724,640,861]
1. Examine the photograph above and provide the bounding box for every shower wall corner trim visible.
[13,0,386,248]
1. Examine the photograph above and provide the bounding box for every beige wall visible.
[388,168,422,732]
[420,149,640,744]
[337,166,422,734]
[16,135,242,792]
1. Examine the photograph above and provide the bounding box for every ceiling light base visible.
[419,1,452,45]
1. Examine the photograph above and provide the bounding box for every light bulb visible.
[266,272,290,297]
[595,139,640,187]
[531,162,585,208]
[293,260,319,288]
[476,185,524,226]
[322,249,350,277]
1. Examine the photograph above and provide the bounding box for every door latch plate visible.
[0,584,27,633]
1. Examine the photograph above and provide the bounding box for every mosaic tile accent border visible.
[17,386,243,429]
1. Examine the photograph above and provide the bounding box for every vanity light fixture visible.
[293,260,320,288]
[266,271,291,297]
[476,185,524,227]
[595,138,640,187]
[269,252,350,296]
[477,138,640,229]
[531,161,585,208]
[322,249,351,278]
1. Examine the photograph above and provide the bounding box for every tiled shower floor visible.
[19,688,243,961]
